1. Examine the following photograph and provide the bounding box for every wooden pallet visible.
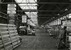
[0,23,21,50]
[4,44,13,50]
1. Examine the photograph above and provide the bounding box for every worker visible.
[58,26,68,49]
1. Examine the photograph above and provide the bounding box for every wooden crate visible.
[0,44,3,48]
[2,38,11,44]
[0,40,2,44]
[13,40,21,49]
[0,48,5,50]
[69,33,71,36]
[9,30,17,33]
[3,41,12,46]
[4,45,13,50]
[13,44,19,49]
[11,38,18,42]
[8,24,15,27]
[69,43,71,50]
[10,36,17,39]
[0,40,4,50]
[12,42,18,48]
[2,35,10,38]
[8,27,16,29]
[0,23,21,50]
[9,34,17,38]
[10,33,17,36]
[12,41,18,45]
[1,31,9,36]
[12,39,18,43]
[0,27,8,31]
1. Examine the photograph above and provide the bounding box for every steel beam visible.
[17,10,60,12]
[38,17,50,18]
[38,14,57,16]
[0,11,8,16]
[41,17,55,25]
[2,9,64,12]
[42,9,71,25]
[0,2,36,4]
[17,9,37,12]
[0,2,71,4]
[0,9,60,12]
[38,10,65,12]
[38,10,58,12]
[38,2,71,4]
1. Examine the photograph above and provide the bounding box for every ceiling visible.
[2,0,71,26]
[15,0,38,25]
[38,0,71,25]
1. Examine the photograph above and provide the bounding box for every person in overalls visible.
[58,26,68,50]
[63,26,67,45]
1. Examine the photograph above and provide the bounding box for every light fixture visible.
[57,13,60,15]
[15,0,22,3]
[19,4,37,6]
[65,8,68,11]
[53,17,55,18]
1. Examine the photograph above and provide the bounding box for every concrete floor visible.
[15,29,58,50]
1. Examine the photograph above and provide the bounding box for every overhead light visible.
[65,8,68,11]
[57,14,60,15]
[15,0,22,3]
[53,17,55,18]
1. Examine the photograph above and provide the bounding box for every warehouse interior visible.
[0,0,71,50]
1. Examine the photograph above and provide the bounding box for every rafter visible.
[0,2,71,4]
[38,2,71,4]
[38,17,51,18]
[38,4,45,9]
[38,13,58,16]
[17,10,64,12]
[38,10,65,12]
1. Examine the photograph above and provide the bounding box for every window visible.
[15,0,38,24]
[69,14,71,18]
[15,0,37,3]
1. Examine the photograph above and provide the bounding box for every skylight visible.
[19,4,37,6]
[15,0,37,3]
[15,0,37,10]
[20,5,37,9]
[15,0,38,25]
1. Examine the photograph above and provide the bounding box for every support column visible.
[9,15,15,24]
[7,4,16,24]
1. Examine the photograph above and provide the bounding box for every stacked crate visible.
[0,24,21,50]
[68,33,71,50]
[0,24,5,50]
[0,24,13,50]
[8,24,21,49]
[66,27,71,50]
